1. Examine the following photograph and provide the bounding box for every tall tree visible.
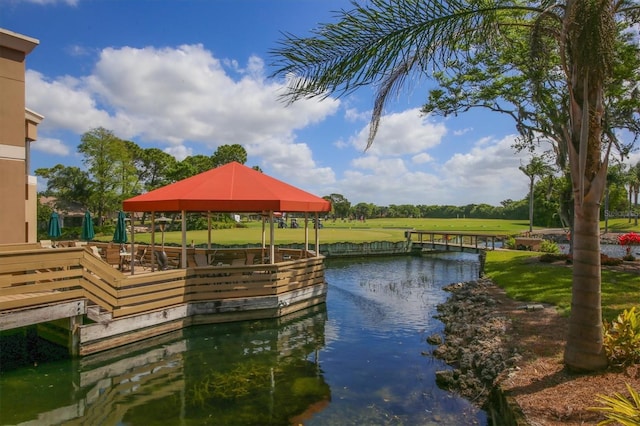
[135,147,177,192]
[78,127,126,224]
[212,144,248,167]
[34,165,92,212]
[604,162,628,231]
[115,141,140,200]
[182,155,215,175]
[272,0,640,371]
[324,193,351,218]
[625,162,640,224]
[520,157,554,232]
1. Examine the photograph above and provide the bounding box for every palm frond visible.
[271,0,540,103]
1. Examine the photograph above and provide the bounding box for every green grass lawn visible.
[96,216,640,246]
[485,250,639,320]
[109,217,535,246]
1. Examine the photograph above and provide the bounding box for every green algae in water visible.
[185,358,330,425]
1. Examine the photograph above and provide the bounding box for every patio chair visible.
[194,253,209,267]
[133,246,149,269]
[88,246,102,259]
[105,245,121,268]
[231,257,246,266]
[40,240,53,249]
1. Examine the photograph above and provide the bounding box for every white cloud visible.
[344,107,369,122]
[411,153,433,164]
[349,109,446,156]
[164,145,192,161]
[453,127,472,136]
[31,137,71,156]
[26,44,340,184]
[26,70,116,135]
[24,41,532,207]
[333,134,530,206]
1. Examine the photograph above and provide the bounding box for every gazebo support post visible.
[151,212,156,272]
[181,210,187,269]
[269,211,275,264]
[129,217,135,274]
[304,212,309,255]
[207,211,211,250]
[314,212,320,257]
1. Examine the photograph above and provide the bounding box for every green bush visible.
[539,253,570,263]
[505,236,516,249]
[540,239,560,254]
[589,383,640,426]
[602,307,640,366]
[601,253,624,266]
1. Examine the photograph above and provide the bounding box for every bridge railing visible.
[406,230,506,251]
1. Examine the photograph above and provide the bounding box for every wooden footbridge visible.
[406,230,506,254]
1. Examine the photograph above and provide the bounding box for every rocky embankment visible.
[428,279,524,408]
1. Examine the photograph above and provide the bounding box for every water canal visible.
[0,254,487,425]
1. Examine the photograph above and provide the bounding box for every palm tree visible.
[604,162,628,233]
[627,162,640,224]
[272,0,640,371]
[520,157,554,233]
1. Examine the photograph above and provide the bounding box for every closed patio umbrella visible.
[81,211,95,241]
[112,211,128,245]
[48,212,62,239]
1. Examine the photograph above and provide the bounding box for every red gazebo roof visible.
[122,161,331,213]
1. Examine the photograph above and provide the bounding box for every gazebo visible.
[122,162,332,272]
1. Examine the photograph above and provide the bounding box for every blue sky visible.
[3,0,539,206]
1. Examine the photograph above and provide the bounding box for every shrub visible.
[601,253,624,266]
[589,383,640,426]
[505,236,516,249]
[602,307,640,366]
[540,239,560,254]
[549,253,622,266]
[539,253,570,263]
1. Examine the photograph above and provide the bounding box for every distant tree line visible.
[37,127,639,230]
[324,162,637,228]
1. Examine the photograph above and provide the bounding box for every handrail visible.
[0,246,325,325]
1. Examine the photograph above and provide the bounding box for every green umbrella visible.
[48,212,62,239]
[81,211,95,241]
[112,211,128,244]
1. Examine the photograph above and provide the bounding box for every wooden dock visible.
[0,244,327,356]
[406,230,506,254]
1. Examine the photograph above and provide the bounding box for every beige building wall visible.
[25,109,44,243]
[0,28,40,244]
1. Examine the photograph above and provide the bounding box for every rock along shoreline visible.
[428,278,523,414]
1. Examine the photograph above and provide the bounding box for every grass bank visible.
[485,250,639,320]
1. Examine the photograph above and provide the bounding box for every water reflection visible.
[0,254,488,425]
[312,255,486,425]
[0,306,330,426]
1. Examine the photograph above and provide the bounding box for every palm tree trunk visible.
[528,178,534,233]
[564,196,608,371]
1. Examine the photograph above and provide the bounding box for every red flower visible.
[618,232,640,247]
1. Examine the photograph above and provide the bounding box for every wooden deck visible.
[0,244,327,356]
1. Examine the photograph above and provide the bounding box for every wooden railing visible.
[406,230,505,251]
[0,246,325,324]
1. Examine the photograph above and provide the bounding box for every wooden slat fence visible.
[0,246,326,325]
